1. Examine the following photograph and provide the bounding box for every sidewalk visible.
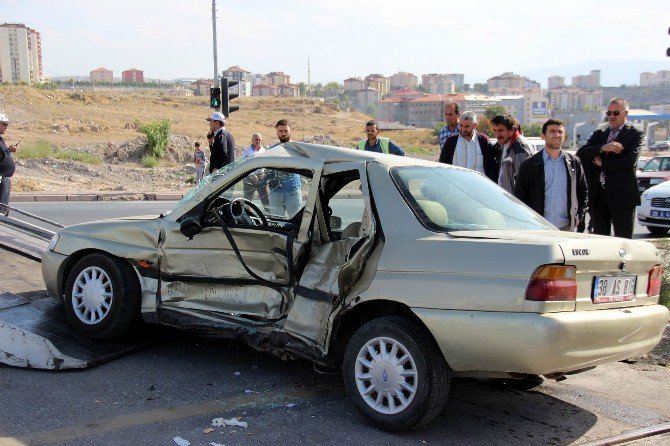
[10,191,185,202]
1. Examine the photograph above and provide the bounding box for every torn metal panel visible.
[161,282,287,320]
[0,294,146,369]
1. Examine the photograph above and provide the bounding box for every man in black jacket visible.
[576,98,642,238]
[438,111,500,182]
[0,113,19,217]
[206,112,235,173]
[514,119,587,231]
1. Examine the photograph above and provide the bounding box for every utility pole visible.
[212,0,219,86]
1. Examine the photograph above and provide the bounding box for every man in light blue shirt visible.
[267,120,303,218]
[514,119,587,231]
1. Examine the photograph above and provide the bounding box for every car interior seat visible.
[416,200,448,226]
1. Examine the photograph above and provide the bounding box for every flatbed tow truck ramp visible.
[0,204,149,370]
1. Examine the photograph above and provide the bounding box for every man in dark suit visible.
[206,111,235,174]
[576,98,643,238]
[439,111,500,182]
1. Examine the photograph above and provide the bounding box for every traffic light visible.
[221,77,240,118]
[210,87,221,109]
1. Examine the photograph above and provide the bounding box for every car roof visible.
[257,142,439,168]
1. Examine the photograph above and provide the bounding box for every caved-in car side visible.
[41,142,669,430]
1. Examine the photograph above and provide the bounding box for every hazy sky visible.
[4,0,670,86]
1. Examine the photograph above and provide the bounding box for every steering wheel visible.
[205,197,228,225]
[226,198,268,226]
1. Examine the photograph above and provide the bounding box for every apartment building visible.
[0,23,43,84]
[487,72,541,93]
[365,74,389,96]
[548,76,565,90]
[90,67,113,84]
[421,73,464,92]
[252,84,279,97]
[344,77,365,92]
[571,70,601,90]
[549,88,603,112]
[122,68,144,84]
[640,70,670,86]
[267,71,291,86]
[389,71,418,90]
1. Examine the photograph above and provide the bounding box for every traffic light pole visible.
[212,0,219,92]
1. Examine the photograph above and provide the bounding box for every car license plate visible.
[592,275,636,304]
[650,210,670,218]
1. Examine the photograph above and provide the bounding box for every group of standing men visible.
[438,98,643,238]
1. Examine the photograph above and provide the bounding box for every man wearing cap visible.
[0,113,19,217]
[206,111,235,173]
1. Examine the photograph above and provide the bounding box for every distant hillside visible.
[0,85,435,158]
[601,85,670,109]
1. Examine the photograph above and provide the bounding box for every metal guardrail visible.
[0,203,64,229]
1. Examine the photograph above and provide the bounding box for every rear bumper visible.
[413,305,669,376]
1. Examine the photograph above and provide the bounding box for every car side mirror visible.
[180,216,202,240]
[330,215,342,231]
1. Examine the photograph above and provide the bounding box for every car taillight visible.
[525,265,577,301]
[647,265,662,296]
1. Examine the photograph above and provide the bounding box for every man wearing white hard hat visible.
[206,111,235,173]
[0,113,19,217]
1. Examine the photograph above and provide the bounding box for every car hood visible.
[449,229,659,269]
[55,215,162,255]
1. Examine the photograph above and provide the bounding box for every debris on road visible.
[211,417,248,428]
[172,436,190,446]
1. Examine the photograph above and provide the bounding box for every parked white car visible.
[637,180,670,236]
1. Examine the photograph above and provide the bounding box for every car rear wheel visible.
[343,316,450,430]
[64,253,140,339]
[647,226,669,236]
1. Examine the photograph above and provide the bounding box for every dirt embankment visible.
[0,86,435,193]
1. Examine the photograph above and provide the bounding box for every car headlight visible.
[47,234,60,252]
[641,190,650,201]
[650,178,665,185]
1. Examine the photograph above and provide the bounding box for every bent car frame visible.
[42,142,669,430]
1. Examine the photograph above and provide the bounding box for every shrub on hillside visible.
[137,119,170,159]
[141,155,159,168]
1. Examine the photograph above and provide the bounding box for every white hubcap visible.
[354,336,418,414]
[71,266,113,325]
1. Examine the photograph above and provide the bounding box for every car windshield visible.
[391,166,553,231]
[177,157,249,206]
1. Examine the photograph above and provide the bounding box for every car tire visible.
[64,253,141,340]
[343,316,450,430]
[647,226,669,236]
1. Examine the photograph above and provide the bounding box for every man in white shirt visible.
[242,133,269,210]
[439,111,500,181]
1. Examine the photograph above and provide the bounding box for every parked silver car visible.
[41,143,669,430]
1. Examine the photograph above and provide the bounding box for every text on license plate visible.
[650,210,670,218]
[592,275,636,304]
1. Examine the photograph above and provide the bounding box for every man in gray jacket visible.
[491,114,534,193]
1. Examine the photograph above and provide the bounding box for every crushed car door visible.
[284,163,377,348]
[158,157,324,323]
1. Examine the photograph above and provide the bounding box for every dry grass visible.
[0,85,437,157]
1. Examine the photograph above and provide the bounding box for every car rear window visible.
[390,166,553,232]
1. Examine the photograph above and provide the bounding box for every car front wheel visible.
[647,226,669,236]
[343,316,450,430]
[64,253,141,339]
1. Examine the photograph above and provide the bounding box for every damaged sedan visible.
[41,142,669,430]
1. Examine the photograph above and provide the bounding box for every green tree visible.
[521,124,542,137]
[484,105,507,121]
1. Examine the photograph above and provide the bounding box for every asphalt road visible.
[0,253,668,446]
[1,203,670,445]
